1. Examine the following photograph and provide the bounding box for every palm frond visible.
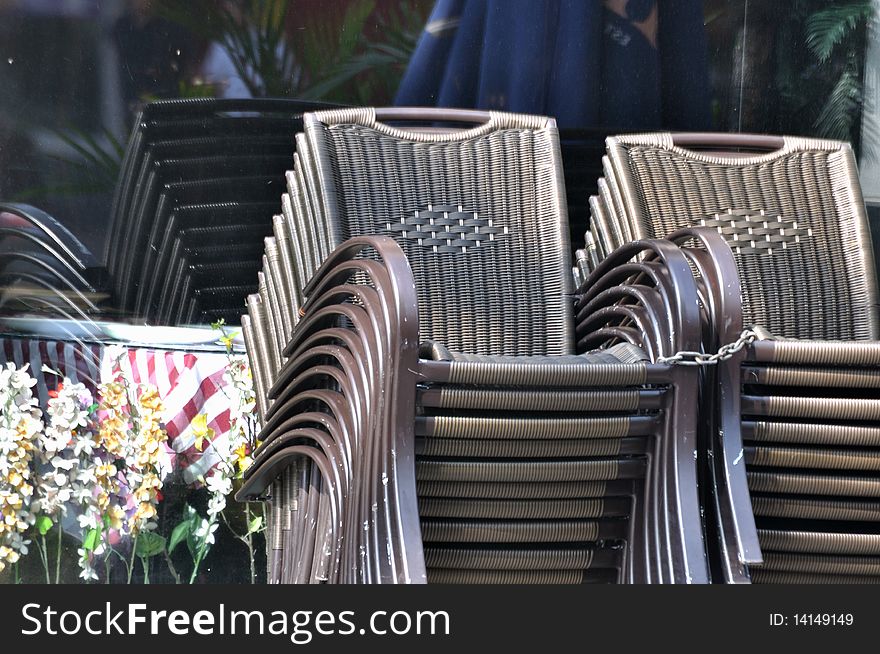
[338,0,376,61]
[814,61,863,139]
[299,50,397,100]
[806,1,873,62]
[156,0,427,103]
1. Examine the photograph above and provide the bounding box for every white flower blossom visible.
[73,434,95,457]
[205,472,232,498]
[76,547,99,581]
[71,485,92,504]
[77,511,99,531]
[193,518,219,545]
[207,494,226,517]
[0,363,41,572]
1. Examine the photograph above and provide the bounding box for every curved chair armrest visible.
[0,202,101,271]
[239,235,424,584]
[667,226,763,582]
[574,237,710,584]
[574,237,704,359]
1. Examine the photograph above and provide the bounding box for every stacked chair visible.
[234,107,718,584]
[1,98,330,326]
[1,102,611,328]
[580,132,880,583]
[0,202,105,321]
[106,98,335,325]
[557,129,608,256]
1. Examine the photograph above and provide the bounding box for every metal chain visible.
[657,329,758,366]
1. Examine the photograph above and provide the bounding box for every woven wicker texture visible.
[429,388,642,411]
[761,552,880,576]
[418,415,634,440]
[752,497,880,522]
[421,519,604,543]
[415,459,623,483]
[445,360,648,386]
[237,113,714,585]
[745,421,880,446]
[742,359,880,583]
[425,569,602,584]
[750,570,880,584]
[417,437,630,458]
[746,446,880,471]
[417,497,622,520]
[753,339,880,365]
[606,133,879,340]
[309,108,573,356]
[436,342,647,364]
[424,546,600,570]
[582,131,880,584]
[415,480,612,499]
[748,470,880,497]
[743,395,880,421]
[757,529,880,555]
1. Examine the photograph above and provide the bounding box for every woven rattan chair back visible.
[606,132,880,340]
[303,108,574,356]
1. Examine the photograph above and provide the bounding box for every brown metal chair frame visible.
[234,108,721,584]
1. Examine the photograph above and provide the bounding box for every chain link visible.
[657,329,758,366]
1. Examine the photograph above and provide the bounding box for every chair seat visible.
[426,568,615,584]
[425,341,647,364]
[420,518,625,543]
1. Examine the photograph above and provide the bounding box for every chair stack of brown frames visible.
[582,131,880,584]
[234,107,715,584]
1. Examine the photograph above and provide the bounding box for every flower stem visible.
[142,557,150,584]
[221,507,256,584]
[108,546,129,582]
[247,534,255,584]
[245,506,256,584]
[127,534,138,584]
[163,550,181,584]
[39,535,50,584]
[54,526,62,584]
[189,548,205,584]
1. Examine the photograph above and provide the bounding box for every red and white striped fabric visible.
[112,348,235,484]
[1,336,243,484]
[1,337,102,405]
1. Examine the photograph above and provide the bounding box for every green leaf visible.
[82,528,100,551]
[35,516,53,536]
[814,63,862,140]
[806,2,873,62]
[102,126,127,160]
[168,521,191,554]
[136,531,167,558]
[337,0,376,60]
[247,515,264,534]
[184,505,201,559]
[103,515,112,530]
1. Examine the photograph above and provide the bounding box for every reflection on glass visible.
[0,0,875,584]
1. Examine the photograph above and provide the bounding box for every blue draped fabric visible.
[395,0,711,130]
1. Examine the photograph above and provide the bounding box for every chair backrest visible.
[607,132,880,340]
[302,107,574,356]
[105,98,334,321]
